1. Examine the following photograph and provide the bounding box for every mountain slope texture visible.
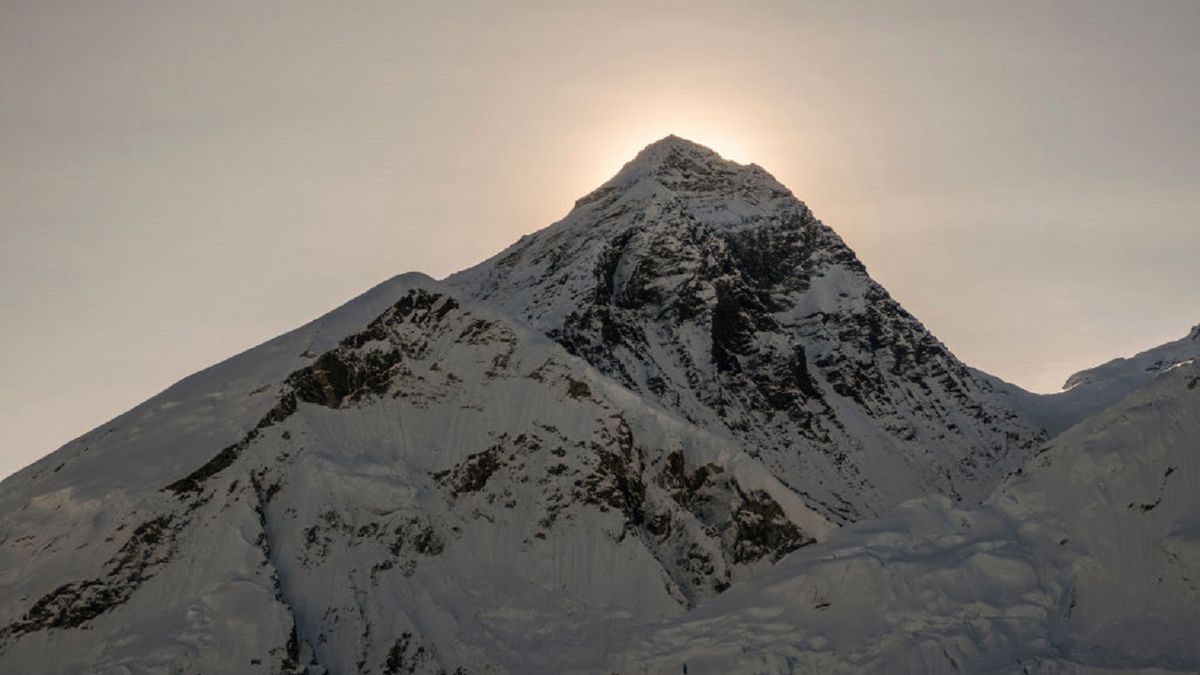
[1,137,1195,674]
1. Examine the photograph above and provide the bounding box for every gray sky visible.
[2,0,1198,480]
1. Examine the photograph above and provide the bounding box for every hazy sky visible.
[2,1,1198,480]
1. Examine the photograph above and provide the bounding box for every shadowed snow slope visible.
[613,359,1200,674]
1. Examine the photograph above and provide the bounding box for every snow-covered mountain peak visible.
[3,134,1196,673]
[572,135,791,223]
[611,135,737,178]
[616,134,728,173]
[450,139,1044,524]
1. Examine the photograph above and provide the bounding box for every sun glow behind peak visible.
[563,81,784,193]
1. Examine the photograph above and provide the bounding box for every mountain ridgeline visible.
[0,137,1195,674]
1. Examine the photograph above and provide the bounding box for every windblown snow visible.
[1,137,1195,674]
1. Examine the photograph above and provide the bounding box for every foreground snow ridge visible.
[1,137,1197,674]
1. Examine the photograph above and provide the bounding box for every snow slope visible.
[613,359,1200,674]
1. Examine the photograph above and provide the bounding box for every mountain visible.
[1,136,1191,674]
[0,276,830,674]
[985,322,1200,435]
[448,136,1044,523]
[614,358,1200,674]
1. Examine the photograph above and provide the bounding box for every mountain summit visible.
[2,138,1193,674]
[590,135,775,199]
[574,135,793,225]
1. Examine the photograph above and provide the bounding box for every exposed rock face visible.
[449,136,1044,523]
[0,514,183,639]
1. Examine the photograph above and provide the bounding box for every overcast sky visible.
[2,0,1198,480]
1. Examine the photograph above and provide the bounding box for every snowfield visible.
[0,137,1195,674]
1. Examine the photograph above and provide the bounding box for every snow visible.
[611,360,1200,674]
[983,321,1200,435]
[0,277,832,673]
[0,137,1195,673]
